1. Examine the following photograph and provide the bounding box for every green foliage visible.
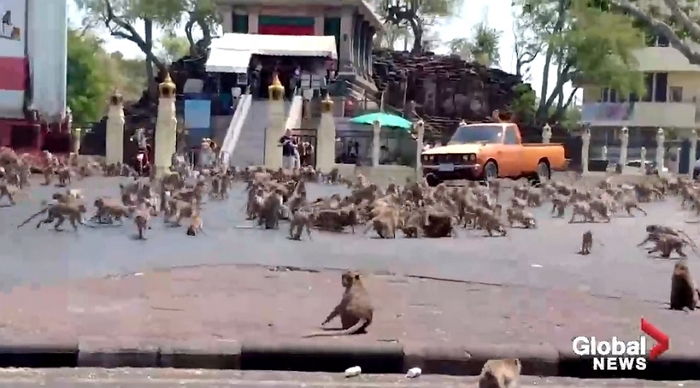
[417,0,463,18]
[159,33,190,63]
[448,38,471,60]
[374,24,411,50]
[105,52,148,102]
[448,22,501,66]
[374,0,464,52]
[514,0,646,123]
[75,0,183,27]
[510,84,537,124]
[469,22,502,66]
[567,0,646,97]
[66,29,112,124]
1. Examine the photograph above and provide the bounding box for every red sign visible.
[641,318,669,360]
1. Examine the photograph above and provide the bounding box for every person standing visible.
[292,138,301,169]
[279,129,295,170]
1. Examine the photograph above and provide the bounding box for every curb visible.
[0,341,698,380]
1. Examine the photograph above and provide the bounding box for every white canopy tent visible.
[205,33,338,74]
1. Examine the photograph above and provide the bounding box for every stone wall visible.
[371,50,533,142]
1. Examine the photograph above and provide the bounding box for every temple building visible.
[213,0,382,93]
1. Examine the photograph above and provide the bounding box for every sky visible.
[67,0,577,104]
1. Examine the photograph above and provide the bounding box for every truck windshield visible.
[448,125,503,144]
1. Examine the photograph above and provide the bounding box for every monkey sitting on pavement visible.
[303,271,373,337]
[670,260,698,311]
[478,359,521,388]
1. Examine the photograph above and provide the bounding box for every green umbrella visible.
[350,112,413,131]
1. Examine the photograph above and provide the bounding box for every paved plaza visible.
[0,174,695,305]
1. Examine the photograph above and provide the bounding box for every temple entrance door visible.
[290,128,317,168]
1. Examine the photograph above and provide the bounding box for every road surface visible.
[0,368,689,387]
[0,176,692,304]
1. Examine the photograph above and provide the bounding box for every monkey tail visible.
[678,230,700,254]
[17,206,49,229]
[301,319,368,338]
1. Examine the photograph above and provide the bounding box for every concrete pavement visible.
[0,175,696,305]
[0,369,692,387]
[0,265,696,379]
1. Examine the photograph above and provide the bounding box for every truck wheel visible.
[425,173,441,187]
[536,161,551,183]
[483,160,498,182]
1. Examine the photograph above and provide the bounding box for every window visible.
[504,127,518,145]
[232,13,249,33]
[671,87,683,102]
[643,73,654,102]
[655,72,668,102]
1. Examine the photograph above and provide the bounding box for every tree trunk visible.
[536,0,568,123]
[408,17,422,54]
[144,18,157,99]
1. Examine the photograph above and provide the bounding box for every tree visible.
[181,0,219,58]
[448,38,472,60]
[468,22,501,67]
[159,33,190,63]
[512,12,541,80]
[376,0,463,53]
[374,23,412,50]
[448,21,501,66]
[515,0,647,124]
[105,52,148,102]
[66,29,112,124]
[76,0,219,96]
[604,0,700,65]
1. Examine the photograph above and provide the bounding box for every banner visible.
[184,99,211,129]
[0,0,25,57]
[0,0,26,93]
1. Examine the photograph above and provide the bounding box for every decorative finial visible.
[159,72,176,98]
[321,92,334,113]
[110,88,123,106]
[268,72,285,101]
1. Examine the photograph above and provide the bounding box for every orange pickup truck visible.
[421,122,567,186]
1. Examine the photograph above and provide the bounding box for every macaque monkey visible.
[580,231,592,255]
[478,359,521,388]
[303,271,373,338]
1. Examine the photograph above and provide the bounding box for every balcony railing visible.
[581,102,696,128]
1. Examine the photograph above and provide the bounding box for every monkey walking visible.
[477,359,521,388]
[34,203,87,232]
[579,231,593,255]
[303,271,373,338]
[288,210,313,241]
[670,260,698,311]
[640,225,699,255]
[647,234,688,258]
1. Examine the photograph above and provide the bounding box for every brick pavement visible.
[0,264,696,377]
[0,368,692,387]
